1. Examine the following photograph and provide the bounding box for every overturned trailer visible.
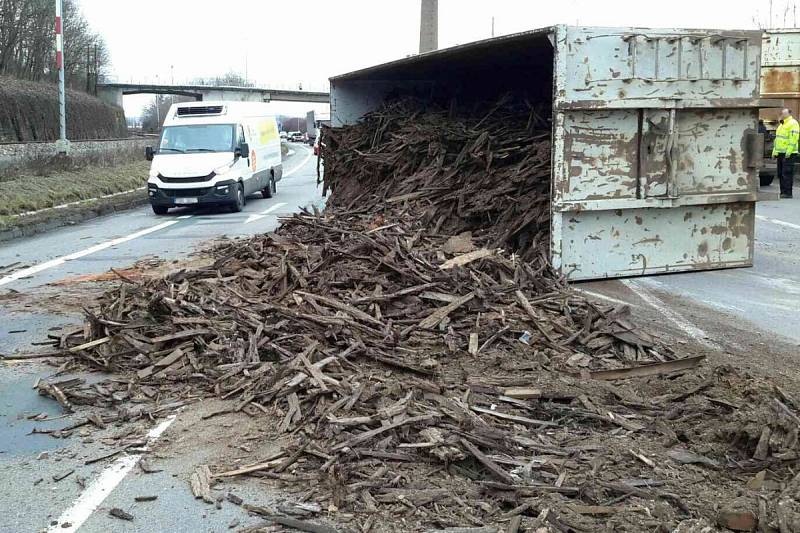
[330,26,778,280]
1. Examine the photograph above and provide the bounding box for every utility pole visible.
[491,16,495,38]
[55,0,69,153]
[419,0,438,54]
[155,74,160,128]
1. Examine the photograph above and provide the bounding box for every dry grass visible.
[0,160,149,217]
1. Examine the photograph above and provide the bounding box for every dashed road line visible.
[576,288,641,308]
[621,279,721,350]
[0,218,189,288]
[47,415,177,532]
[245,202,288,224]
[757,214,800,231]
[283,145,313,178]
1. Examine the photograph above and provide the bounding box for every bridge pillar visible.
[96,86,124,108]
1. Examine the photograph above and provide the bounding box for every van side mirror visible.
[145,146,155,161]
[239,142,250,159]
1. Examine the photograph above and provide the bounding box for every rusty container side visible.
[760,30,800,122]
[551,26,765,280]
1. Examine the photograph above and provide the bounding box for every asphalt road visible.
[0,143,325,533]
[1,151,799,531]
[581,188,800,345]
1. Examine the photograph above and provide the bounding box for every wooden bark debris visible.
[52,469,74,482]
[109,508,134,521]
[190,465,213,503]
[38,95,796,533]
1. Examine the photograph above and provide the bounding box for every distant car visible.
[279,131,288,141]
[289,132,305,142]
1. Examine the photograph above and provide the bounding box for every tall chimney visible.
[419,0,438,54]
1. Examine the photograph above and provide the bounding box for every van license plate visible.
[175,197,198,204]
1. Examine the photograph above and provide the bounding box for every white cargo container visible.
[330,26,779,280]
[145,101,282,215]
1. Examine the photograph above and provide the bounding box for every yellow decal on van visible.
[257,120,278,145]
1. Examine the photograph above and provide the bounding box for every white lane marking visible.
[177,215,192,219]
[245,202,287,224]
[283,146,313,178]
[0,218,186,287]
[576,288,641,308]
[48,415,178,532]
[756,214,800,231]
[621,279,721,350]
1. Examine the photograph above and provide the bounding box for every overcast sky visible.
[77,0,796,117]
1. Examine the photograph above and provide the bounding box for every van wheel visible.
[262,177,276,198]
[230,184,245,212]
[152,205,168,215]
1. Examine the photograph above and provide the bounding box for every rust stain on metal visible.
[762,68,800,95]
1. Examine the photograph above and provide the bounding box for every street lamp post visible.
[55,0,70,153]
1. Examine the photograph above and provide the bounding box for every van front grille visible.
[161,187,212,197]
[158,172,215,183]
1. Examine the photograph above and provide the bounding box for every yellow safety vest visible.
[773,116,800,157]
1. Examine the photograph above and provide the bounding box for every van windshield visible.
[159,124,235,154]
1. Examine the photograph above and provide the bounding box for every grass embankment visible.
[0,160,149,218]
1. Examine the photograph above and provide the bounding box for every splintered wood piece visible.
[190,465,213,503]
[331,414,437,451]
[214,455,286,478]
[418,292,475,329]
[753,427,772,460]
[459,438,515,484]
[468,333,479,355]
[586,356,705,380]
[440,248,494,270]
[150,329,211,344]
[299,353,331,391]
[68,336,110,353]
[471,405,558,427]
[109,508,134,521]
[503,387,542,400]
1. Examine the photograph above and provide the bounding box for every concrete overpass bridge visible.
[96,83,330,107]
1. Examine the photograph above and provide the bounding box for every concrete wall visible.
[0,137,153,174]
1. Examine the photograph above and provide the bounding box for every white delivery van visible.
[144,101,282,215]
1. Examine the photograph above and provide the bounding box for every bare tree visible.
[754,0,800,28]
[0,0,110,91]
[191,71,255,87]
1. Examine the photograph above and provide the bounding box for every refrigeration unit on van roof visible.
[176,105,225,117]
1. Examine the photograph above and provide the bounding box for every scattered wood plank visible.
[190,465,213,503]
[471,405,558,428]
[440,249,494,270]
[585,356,706,381]
[419,292,475,329]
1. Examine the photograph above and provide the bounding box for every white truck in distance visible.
[145,101,283,215]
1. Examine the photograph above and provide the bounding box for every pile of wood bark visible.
[34,97,800,532]
[320,96,552,263]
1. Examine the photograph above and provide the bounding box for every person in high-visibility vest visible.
[772,108,800,199]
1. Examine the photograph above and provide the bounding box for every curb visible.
[0,191,149,244]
